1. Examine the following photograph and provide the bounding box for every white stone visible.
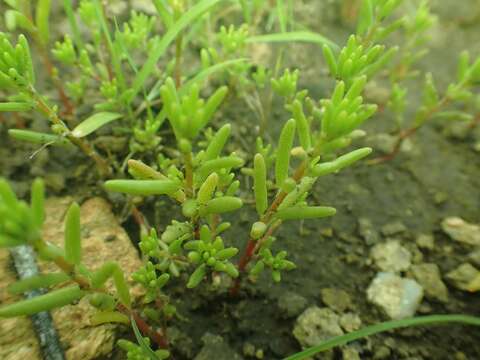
[441,217,480,246]
[371,240,412,273]
[367,272,423,319]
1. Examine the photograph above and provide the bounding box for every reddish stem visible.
[230,162,307,296]
[36,44,75,116]
[368,126,418,165]
[117,304,169,349]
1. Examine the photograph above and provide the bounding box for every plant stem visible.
[231,161,307,295]
[31,34,75,116]
[174,35,183,88]
[34,239,169,349]
[368,96,451,164]
[183,151,194,197]
[31,89,112,177]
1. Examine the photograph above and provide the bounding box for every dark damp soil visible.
[2,1,480,360]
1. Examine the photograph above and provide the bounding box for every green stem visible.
[183,151,194,197]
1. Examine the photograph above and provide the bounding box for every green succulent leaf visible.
[275,119,296,187]
[253,153,268,216]
[0,101,33,112]
[204,124,231,161]
[90,262,131,307]
[187,264,207,288]
[275,206,336,220]
[104,180,180,196]
[8,129,71,146]
[312,148,372,177]
[197,173,219,205]
[8,272,70,295]
[90,311,129,325]
[64,202,81,266]
[0,285,84,317]
[204,196,243,215]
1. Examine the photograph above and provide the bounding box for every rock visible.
[293,307,344,348]
[268,338,291,358]
[367,272,423,319]
[339,313,362,332]
[44,173,66,192]
[368,133,396,154]
[468,249,480,267]
[370,240,412,272]
[406,243,424,264]
[342,346,361,360]
[358,218,380,245]
[433,191,448,205]
[445,263,480,291]
[243,343,256,357]
[373,346,391,359]
[381,222,407,237]
[441,217,480,246]
[277,292,308,318]
[243,343,265,359]
[410,263,449,303]
[445,121,471,140]
[0,250,42,360]
[320,288,352,313]
[0,197,144,360]
[167,327,195,359]
[194,333,243,360]
[130,0,157,14]
[416,234,435,250]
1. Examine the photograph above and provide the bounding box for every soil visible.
[1,1,480,359]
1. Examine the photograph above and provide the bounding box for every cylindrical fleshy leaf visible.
[64,202,81,265]
[197,173,218,204]
[0,285,83,317]
[104,180,180,196]
[187,264,206,288]
[312,147,372,177]
[291,100,311,150]
[275,206,336,220]
[250,221,267,240]
[204,124,231,161]
[322,44,337,76]
[204,196,243,215]
[197,156,244,179]
[275,119,296,187]
[253,153,268,216]
[8,273,70,295]
[0,102,33,112]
